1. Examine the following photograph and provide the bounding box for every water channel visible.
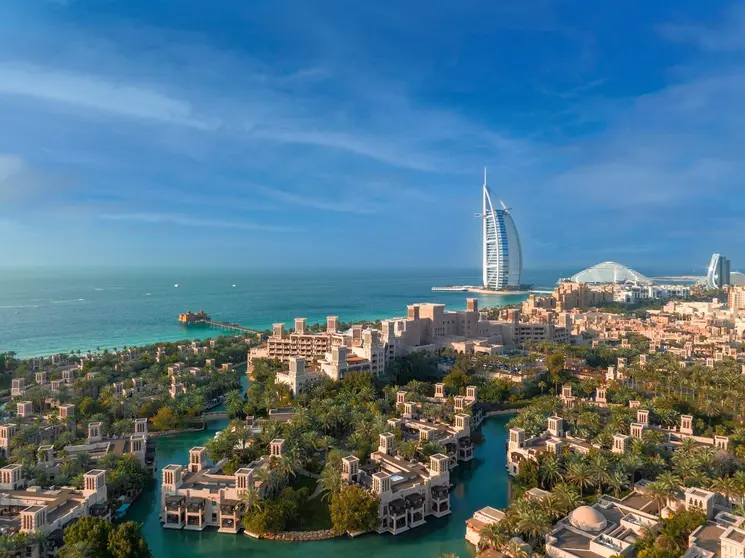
[128,373,511,558]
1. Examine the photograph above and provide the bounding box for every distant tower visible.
[480,168,522,289]
[707,253,731,288]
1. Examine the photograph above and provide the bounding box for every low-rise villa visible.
[341,433,451,535]
[161,439,286,534]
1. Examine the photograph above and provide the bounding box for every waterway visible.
[128,374,511,558]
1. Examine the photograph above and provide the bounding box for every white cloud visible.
[0,154,47,203]
[99,212,299,232]
[0,63,219,130]
[658,5,745,52]
[253,184,378,214]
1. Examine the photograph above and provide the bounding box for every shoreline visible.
[431,285,533,295]
[10,296,539,359]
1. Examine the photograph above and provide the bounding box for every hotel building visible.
[481,170,523,289]
[341,435,451,535]
[161,439,286,534]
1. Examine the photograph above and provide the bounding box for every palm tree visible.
[317,434,334,458]
[620,453,644,485]
[319,463,343,501]
[645,480,673,515]
[565,461,594,495]
[478,523,508,551]
[656,472,681,495]
[732,470,745,502]
[606,470,628,498]
[590,454,611,495]
[711,476,739,503]
[59,540,95,558]
[239,485,262,513]
[516,505,552,547]
[504,538,530,558]
[539,455,563,490]
[551,483,583,515]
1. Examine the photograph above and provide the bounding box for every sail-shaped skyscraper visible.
[482,170,523,290]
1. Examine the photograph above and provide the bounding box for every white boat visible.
[174,284,179,288]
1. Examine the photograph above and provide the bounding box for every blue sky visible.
[0,1,743,270]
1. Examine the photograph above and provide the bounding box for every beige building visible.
[729,286,745,311]
[275,356,319,395]
[381,298,514,355]
[465,506,505,547]
[0,465,110,556]
[341,437,451,535]
[523,282,614,315]
[162,439,287,534]
[266,317,335,362]
[545,492,660,558]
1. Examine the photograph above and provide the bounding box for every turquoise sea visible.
[0,267,569,358]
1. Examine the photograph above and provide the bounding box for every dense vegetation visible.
[60,516,151,558]
[208,355,489,535]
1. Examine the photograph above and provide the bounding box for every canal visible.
[129,373,511,557]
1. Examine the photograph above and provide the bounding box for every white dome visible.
[569,506,607,532]
[570,261,652,285]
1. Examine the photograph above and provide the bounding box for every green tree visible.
[107,522,151,558]
[62,516,112,557]
[151,407,179,431]
[319,462,343,501]
[329,484,380,535]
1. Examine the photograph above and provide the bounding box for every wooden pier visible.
[178,311,261,335]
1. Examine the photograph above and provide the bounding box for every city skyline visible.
[1,1,744,269]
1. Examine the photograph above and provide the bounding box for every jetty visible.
[178,311,262,335]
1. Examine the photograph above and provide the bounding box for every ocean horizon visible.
[0,265,696,358]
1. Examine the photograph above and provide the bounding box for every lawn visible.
[289,475,332,531]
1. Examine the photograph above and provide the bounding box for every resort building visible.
[11,378,25,397]
[523,282,615,314]
[275,356,319,395]
[266,318,334,361]
[387,408,474,467]
[545,492,660,558]
[686,510,745,557]
[481,170,523,289]
[570,261,652,285]
[0,467,111,554]
[381,299,514,356]
[63,418,156,476]
[465,506,506,547]
[341,436,451,535]
[161,439,287,534]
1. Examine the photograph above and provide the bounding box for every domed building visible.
[568,505,608,532]
[570,261,652,285]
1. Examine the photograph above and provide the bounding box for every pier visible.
[178,311,262,335]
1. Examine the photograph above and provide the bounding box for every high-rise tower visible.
[482,170,522,289]
[706,253,730,289]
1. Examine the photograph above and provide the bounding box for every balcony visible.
[431,485,449,499]
[165,495,185,512]
[164,512,184,529]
